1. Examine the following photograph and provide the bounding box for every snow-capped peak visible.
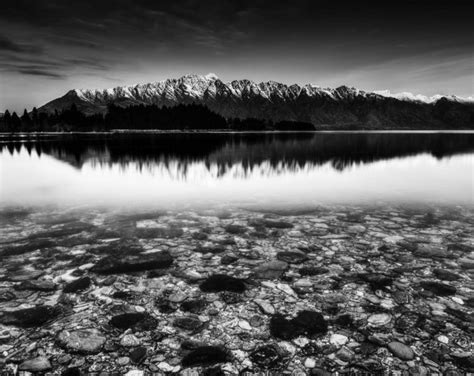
[65,75,473,108]
[374,90,474,104]
[204,73,219,81]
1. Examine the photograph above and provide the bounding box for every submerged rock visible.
[299,266,329,276]
[358,273,393,290]
[19,356,52,372]
[253,260,288,279]
[181,346,230,367]
[293,310,328,336]
[136,226,183,239]
[388,341,415,360]
[181,299,208,314]
[194,245,226,254]
[57,329,106,354]
[92,252,173,274]
[367,313,392,328]
[63,276,91,293]
[394,312,423,332]
[277,251,308,264]
[130,346,147,364]
[459,257,474,270]
[255,299,275,315]
[199,274,246,293]
[109,312,158,331]
[270,310,327,340]
[420,281,456,296]
[224,224,247,234]
[249,344,288,370]
[262,219,293,229]
[270,315,298,340]
[202,366,226,376]
[61,367,81,376]
[452,355,474,371]
[1,238,56,257]
[432,268,461,281]
[220,255,238,265]
[0,305,58,327]
[413,244,448,259]
[16,279,57,291]
[121,334,141,347]
[174,316,205,332]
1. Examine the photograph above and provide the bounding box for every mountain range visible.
[39,74,474,129]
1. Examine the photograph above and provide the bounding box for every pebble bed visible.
[0,204,473,375]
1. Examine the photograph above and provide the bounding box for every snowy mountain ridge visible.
[68,73,472,105]
[39,73,474,129]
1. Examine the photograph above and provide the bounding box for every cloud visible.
[0,36,41,54]
[0,53,108,79]
[16,68,65,78]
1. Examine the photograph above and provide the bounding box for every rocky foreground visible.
[0,204,473,375]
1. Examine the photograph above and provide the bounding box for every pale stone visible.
[238,320,252,330]
[120,334,140,347]
[367,313,391,328]
[255,299,275,315]
[57,329,106,354]
[437,335,449,344]
[157,362,174,372]
[330,334,349,347]
[117,357,130,366]
[125,371,144,376]
[19,357,51,372]
[304,358,316,368]
[293,337,310,347]
[275,283,297,297]
[294,279,313,288]
[452,297,464,305]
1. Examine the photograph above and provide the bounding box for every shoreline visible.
[1,129,474,136]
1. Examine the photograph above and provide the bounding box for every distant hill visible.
[39,74,474,129]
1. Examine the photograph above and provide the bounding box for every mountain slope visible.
[39,74,474,129]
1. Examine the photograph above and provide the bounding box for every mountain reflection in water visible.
[1,132,473,175]
[0,132,473,208]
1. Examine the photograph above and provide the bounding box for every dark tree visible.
[21,109,33,131]
[31,107,39,129]
[1,103,317,133]
[11,112,21,131]
[1,110,12,132]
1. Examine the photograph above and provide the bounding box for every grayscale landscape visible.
[0,1,473,375]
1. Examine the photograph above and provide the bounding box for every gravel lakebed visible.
[0,204,473,375]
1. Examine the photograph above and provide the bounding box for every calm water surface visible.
[0,132,473,210]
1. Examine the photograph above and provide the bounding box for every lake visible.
[1,131,473,374]
[1,132,473,210]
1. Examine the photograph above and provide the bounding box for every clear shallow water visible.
[0,132,473,210]
[1,133,474,375]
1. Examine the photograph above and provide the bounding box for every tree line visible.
[0,103,315,132]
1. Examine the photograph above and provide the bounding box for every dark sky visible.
[1,0,473,111]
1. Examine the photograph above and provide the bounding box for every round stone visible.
[304,358,316,368]
[120,334,141,347]
[330,334,349,347]
[388,341,415,360]
[168,293,187,303]
[255,299,275,315]
[117,357,130,366]
[57,329,106,354]
[437,335,449,344]
[367,313,391,328]
[19,357,51,372]
[238,320,252,330]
